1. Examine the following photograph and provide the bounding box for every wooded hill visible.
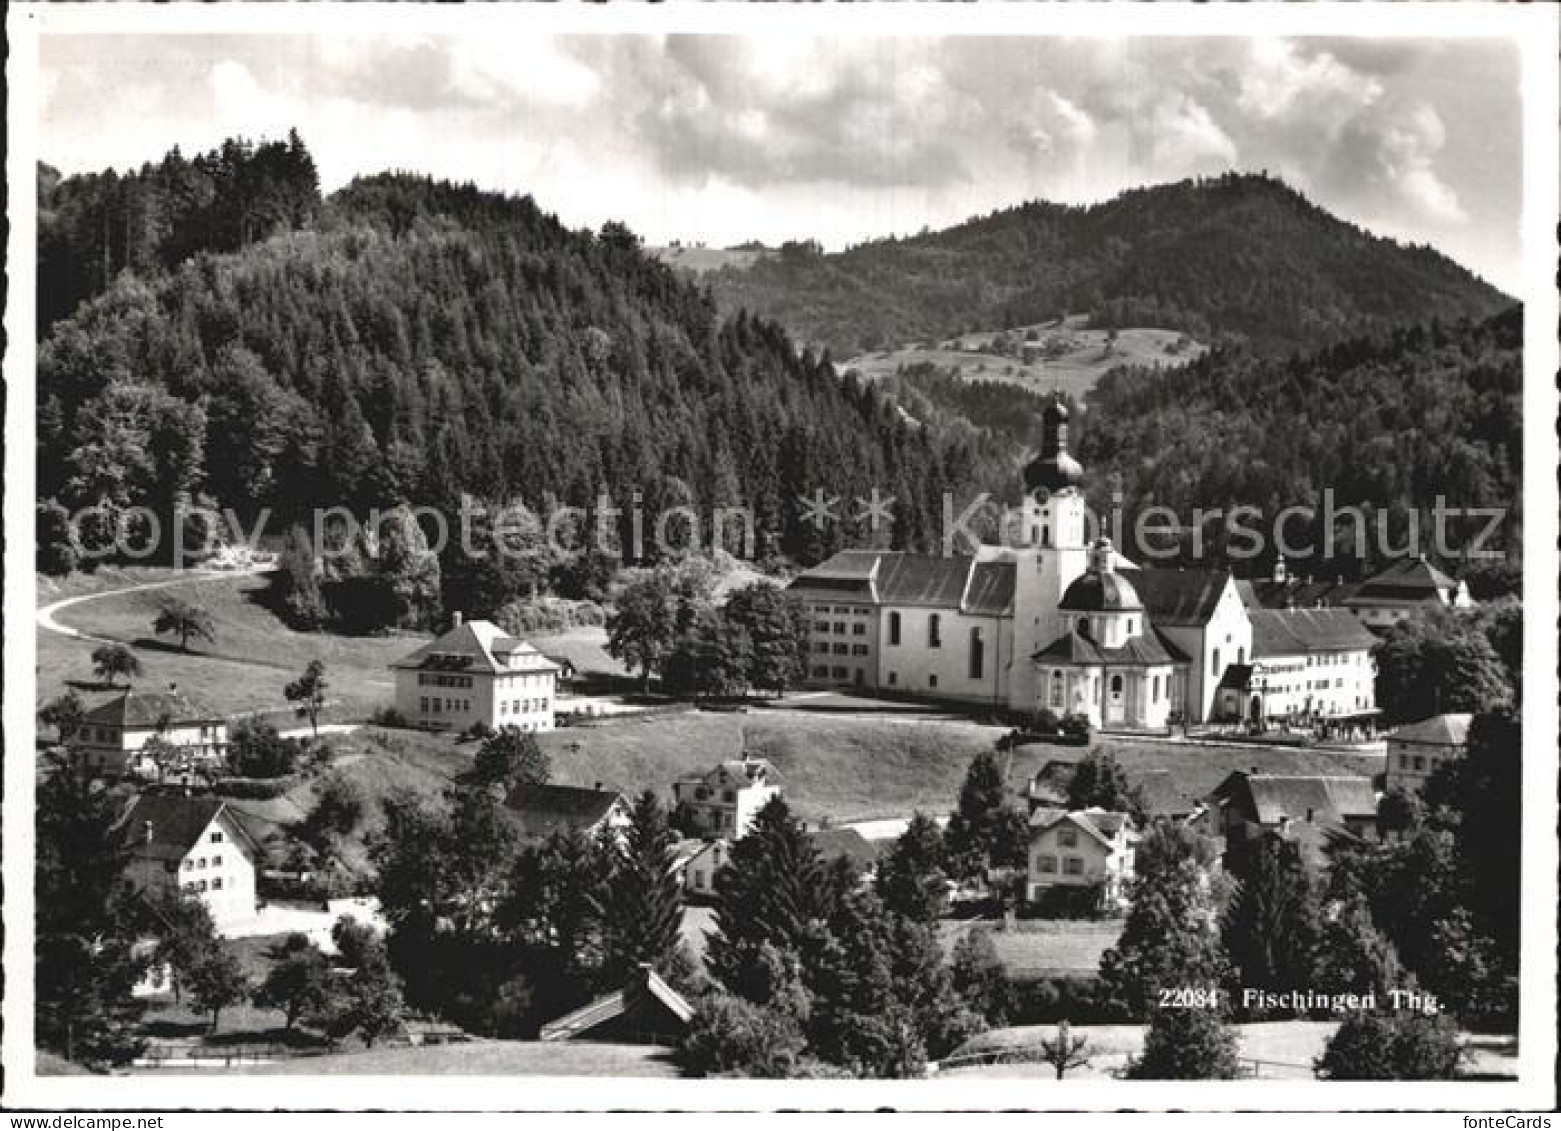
[1074,305,1523,577]
[37,137,1018,571]
[706,173,1512,358]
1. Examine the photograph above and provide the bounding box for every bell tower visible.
[1009,397,1091,713]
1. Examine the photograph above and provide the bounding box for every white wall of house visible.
[73,721,229,777]
[1385,739,1465,794]
[1169,579,1252,724]
[398,667,555,732]
[682,840,729,898]
[673,777,780,839]
[1252,647,1375,721]
[126,813,257,932]
[796,596,881,690]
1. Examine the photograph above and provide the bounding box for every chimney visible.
[594,780,604,792]
[452,611,464,628]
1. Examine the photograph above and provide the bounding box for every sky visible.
[37,32,1524,291]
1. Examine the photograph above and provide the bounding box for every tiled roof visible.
[83,689,223,728]
[1028,807,1133,845]
[119,794,255,862]
[1244,577,1361,610]
[1118,568,1233,626]
[1249,608,1379,657]
[790,551,1017,614]
[964,561,1017,616]
[810,827,881,872]
[504,783,625,839]
[1350,557,1456,603]
[1214,773,1377,825]
[678,758,780,789]
[1389,713,1473,748]
[392,620,560,676]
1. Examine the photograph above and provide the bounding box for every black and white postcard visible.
[4,1,1557,1116]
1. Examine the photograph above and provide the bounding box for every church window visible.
[1127,618,1135,635]
[929,674,939,689]
[928,614,942,648]
[1238,647,1247,665]
[1042,524,1050,547]
[1050,671,1064,708]
[888,612,901,646]
[1212,648,1222,677]
[1152,675,1161,701]
[968,628,985,680]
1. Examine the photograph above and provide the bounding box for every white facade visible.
[680,839,730,899]
[877,605,1011,708]
[672,759,781,839]
[1026,809,1137,905]
[392,617,559,733]
[125,805,259,932]
[71,689,228,779]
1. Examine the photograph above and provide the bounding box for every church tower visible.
[1008,397,1091,714]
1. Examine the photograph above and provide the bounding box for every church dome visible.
[1060,569,1143,613]
[1023,398,1085,494]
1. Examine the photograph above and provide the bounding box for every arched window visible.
[1127,618,1135,635]
[1042,524,1051,547]
[928,614,942,648]
[1238,646,1246,665]
[968,628,985,680]
[1110,674,1124,697]
[1050,670,1064,708]
[1078,616,1089,635]
[888,611,901,646]
[1152,674,1161,701]
[1212,648,1222,677]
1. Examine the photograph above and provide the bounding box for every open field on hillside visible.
[840,318,1205,402]
[36,569,417,725]
[647,244,771,274]
[938,919,1124,979]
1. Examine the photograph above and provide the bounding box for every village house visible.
[676,838,731,901]
[810,827,883,888]
[503,782,631,842]
[671,758,782,839]
[390,613,559,734]
[1025,807,1138,907]
[119,794,262,932]
[1384,712,1474,794]
[1242,556,1474,632]
[71,686,228,779]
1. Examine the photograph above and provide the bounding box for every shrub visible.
[1059,713,1092,742]
[1315,1011,1466,1080]
[1124,1006,1241,1079]
[494,597,606,636]
[1026,883,1109,920]
[677,994,808,1078]
[227,721,301,779]
[368,706,411,729]
[1034,708,1061,734]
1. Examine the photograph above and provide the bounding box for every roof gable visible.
[1389,713,1473,747]
[1118,568,1235,626]
[120,794,259,861]
[504,783,627,839]
[1250,608,1379,656]
[392,620,561,675]
[84,689,222,728]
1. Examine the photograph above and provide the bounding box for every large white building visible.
[120,794,261,931]
[391,614,559,733]
[788,400,1264,729]
[72,687,229,779]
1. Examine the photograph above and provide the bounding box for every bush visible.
[1124,1006,1241,1079]
[227,721,302,778]
[1315,1011,1466,1080]
[368,705,412,729]
[1059,713,1092,741]
[1026,883,1109,920]
[37,499,81,576]
[493,597,605,636]
[1006,976,1115,1026]
[1034,708,1061,734]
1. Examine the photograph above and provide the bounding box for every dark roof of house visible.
[1059,569,1143,613]
[1028,807,1133,845]
[1249,608,1379,657]
[1118,568,1233,626]
[1033,627,1177,667]
[1349,557,1457,603]
[1026,760,1079,806]
[1243,577,1362,610]
[875,553,977,607]
[1133,770,1202,819]
[1211,773,1378,825]
[119,794,256,863]
[538,966,694,1042]
[964,561,1017,616]
[391,620,560,675]
[83,688,222,728]
[504,783,625,839]
[1216,663,1255,692]
[810,827,881,872]
[676,758,780,790]
[1388,713,1473,748]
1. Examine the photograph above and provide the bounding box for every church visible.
[787,399,1263,729]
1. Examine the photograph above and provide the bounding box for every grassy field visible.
[232,1039,681,1076]
[938,919,1124,978]
[840,318,1206,402]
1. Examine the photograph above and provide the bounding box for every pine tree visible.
[600,790,685,984]
[1126,1006,1241,1079]
[874,811,949,924]
[944,750,1027,880]
[1099,856,1230,1019]
[1221,834,1326,1003]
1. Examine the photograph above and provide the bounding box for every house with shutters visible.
[119,794,262,931]
[391,613,559,733]
[71,687,228,779]
[671,758,781,839]
[1025,807,1138,907]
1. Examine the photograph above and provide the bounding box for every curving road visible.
[35,563,277,645]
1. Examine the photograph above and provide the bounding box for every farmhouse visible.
[1025,807,1137,907]
[1384,712,1473,794]
[1205,772,1378,868]
[390,614,559,733]
[71,687,228,778]
[671,758,781,839]
[676,837,730,900]
[119,794,261,931]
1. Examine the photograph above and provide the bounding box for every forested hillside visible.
[37,139,1021,588]
[1075,306,1523,576]
[709,173,1512,358]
